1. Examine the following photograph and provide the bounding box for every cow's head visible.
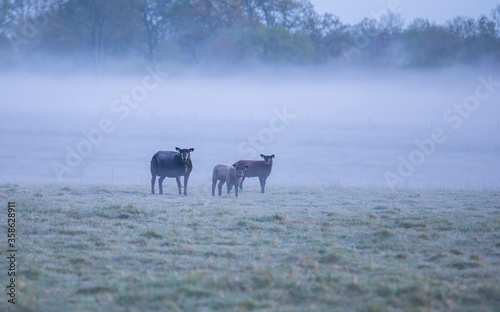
[260,154,275,165]
[232,165,248,177]
[175,147,194,163]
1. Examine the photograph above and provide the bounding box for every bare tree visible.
[89,0,106,71]
[490,4,500,37]
[1,0,59,52]
[446,16,476,43]
[0,0,22,36]
[54,0,108,71]
[51,0,112,72]
[378,10,403,37]
[251,0,308,29]
[275,0,312,31]
[139,0,173,63]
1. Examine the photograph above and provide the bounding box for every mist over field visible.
[1,65,499,190]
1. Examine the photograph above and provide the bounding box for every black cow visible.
[150,147,194,195]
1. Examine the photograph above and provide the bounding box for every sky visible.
[311,0,499,25]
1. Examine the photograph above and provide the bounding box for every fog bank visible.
[1,66,499,190]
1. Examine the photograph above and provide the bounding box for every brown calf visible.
[234,154,274,193]
[212,164,248,197]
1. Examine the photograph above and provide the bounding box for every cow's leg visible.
[151,175,156,194]
[218,181,224,196]
[259,176,266,193]
[239,177,245,190]
[235,183,239,197]
[227,183,233,194]
[158,176,166,194]
[175,176,182,195]
[212,179,217,196]
[183,174,189,196]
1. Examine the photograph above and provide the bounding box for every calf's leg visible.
[259,176,267,193]
[218,181,224,196]
[212,180,217,196]
[239,177,245,190]
[151,175,156,194]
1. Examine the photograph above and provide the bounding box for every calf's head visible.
[175,147,194,163]
[232,165,248,177]
[260,154,275,165]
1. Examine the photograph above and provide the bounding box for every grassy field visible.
[1,183,499,312]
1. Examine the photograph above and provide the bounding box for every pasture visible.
[1,183,499,311]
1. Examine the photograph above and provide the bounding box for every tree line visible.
[1,0,500,70]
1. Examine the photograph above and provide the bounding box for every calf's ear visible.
[244,166,248,170]
[175,147,180,152]
[271,155,275,158]
[189,148,194,152]
[260,154,265,158]
[232,165,237,169]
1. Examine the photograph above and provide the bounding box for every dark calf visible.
[234,154,274,193]
[150,147,194,195]
[212,164,248,197]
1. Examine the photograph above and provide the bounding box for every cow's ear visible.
[271,155,275,158]
[232,165,237,169]
[175,147,180,152]
[189,148,194,152]
[244,166,248,170]
[260,154,265,158]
